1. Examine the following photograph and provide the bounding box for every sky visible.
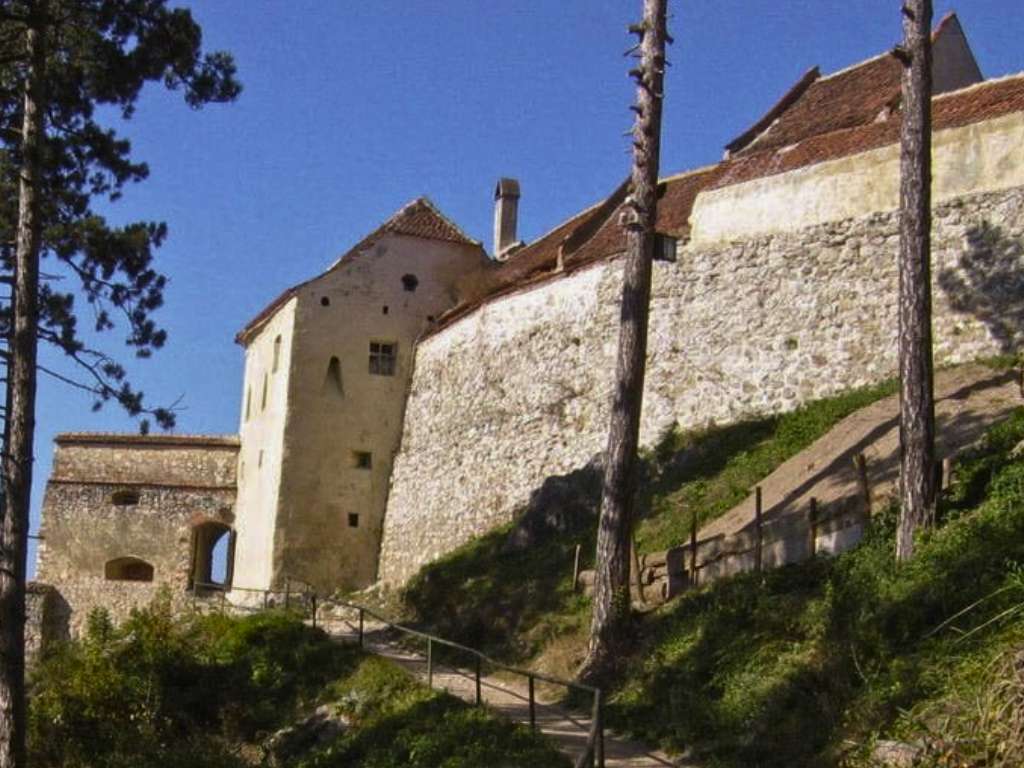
[29,0,1024,575]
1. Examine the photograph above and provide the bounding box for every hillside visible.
[396,360,1024,765]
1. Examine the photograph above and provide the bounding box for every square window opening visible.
[348,513,359,528]
[354,451,372,469]
[369,341,397,376]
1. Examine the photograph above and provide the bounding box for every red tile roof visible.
[236,198,482,345]
[726,12,966,157]
[712,72,1024,189]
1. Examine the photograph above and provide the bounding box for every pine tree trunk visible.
[0,5,46,766]
[896,0,936,563]
[580,0,668,685]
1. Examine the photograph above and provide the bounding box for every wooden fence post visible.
[690,509,698,587]
[754,486,764,573]
[475,656,482,706]
[427,637,434,688]
[528,675,536,733]
[809,497,819,557]
[572,544,582,592]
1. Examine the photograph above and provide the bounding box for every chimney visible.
[493,178,523,260]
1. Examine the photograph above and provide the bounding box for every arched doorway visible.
[189,520,235,593]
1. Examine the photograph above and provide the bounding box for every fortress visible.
[33,14,1024,632]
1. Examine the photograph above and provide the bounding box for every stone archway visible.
[188,519,235,593]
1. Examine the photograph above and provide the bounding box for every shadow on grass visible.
[605,408,1024,767]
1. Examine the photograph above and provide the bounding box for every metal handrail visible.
[194,581,605,767]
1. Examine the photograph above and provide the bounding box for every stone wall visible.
[37,434,238,632]
[379,185,1024,586]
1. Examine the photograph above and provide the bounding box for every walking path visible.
[323,613,686,767]
[701,363,1022,540]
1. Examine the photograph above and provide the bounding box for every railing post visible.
[754,485,763,573]
[594,689,605,768]
[358,608,364,647]
[475,656,482,706]
[809,497,819,557]
[528,675,536,732]
[427,637,434,688]
[689,509,698,587]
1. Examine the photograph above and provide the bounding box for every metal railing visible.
[192,581,605,767]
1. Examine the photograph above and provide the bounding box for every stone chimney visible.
[493,178,523,260]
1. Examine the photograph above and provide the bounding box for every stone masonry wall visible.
[379,186,1024,585]
[37,436,238,634]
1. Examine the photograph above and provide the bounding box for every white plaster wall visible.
[232,298,296,594]
[690,110,1024,246]
[271,234,486,592]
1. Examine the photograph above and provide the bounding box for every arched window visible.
[272,335,282,373]
[189,521,234,592]
[104,557,154,582]
[323,356,344,397]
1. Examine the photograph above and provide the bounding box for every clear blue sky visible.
[29,1,1024,574]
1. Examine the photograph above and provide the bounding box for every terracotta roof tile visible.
[713,73,1024,189]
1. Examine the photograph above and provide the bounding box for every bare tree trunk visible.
[580,0,668,685]
[895,0,936,563]
[0,4,46,766]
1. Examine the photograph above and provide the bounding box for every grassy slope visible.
[609,407,1024,767]
[29,606,567,767]
[402,377,900,665]
[400,360,1024,765]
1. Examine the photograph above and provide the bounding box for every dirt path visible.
[323,614,686,767]
[701,363,1021,540]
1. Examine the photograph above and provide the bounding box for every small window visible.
[354,451,372,469]
[348,513,359,528]
[272,335,282,372]
[654,233,678,263]
[245,387,252,420]
[105,557,154,582]
[111,489,140,506]
[382,305,389,315]
[369,342,397,376]
[401,274,419,292]
[258,450,264,468]
[427,315,435,323]
[261,372,269,411]
[320,296,331,307]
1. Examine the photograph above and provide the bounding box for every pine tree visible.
[895,0,937,562]
[580,0,669,686]
[0,3,239,764]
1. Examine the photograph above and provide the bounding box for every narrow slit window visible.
[258,450,264,468]
[323,356,344,397]
[348,514,359,528]
[382,305,389,315]
[354,451,372,469]
[369,342,396,376]
[272,335,282,372]
[261,372,269,411]
[245,388,252,420]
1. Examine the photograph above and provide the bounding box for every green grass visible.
[635,377,898,553]
[295,656,568,768]
[403,378,899,666]
[607,407,1024,767]
[29,603,566,767]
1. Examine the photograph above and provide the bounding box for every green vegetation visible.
[637,377,897,552]
[29,601,565,767]
[403,378,898,666]
[609,407,1024,766]
[401,368,1024,765]
[297,656,567,768]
